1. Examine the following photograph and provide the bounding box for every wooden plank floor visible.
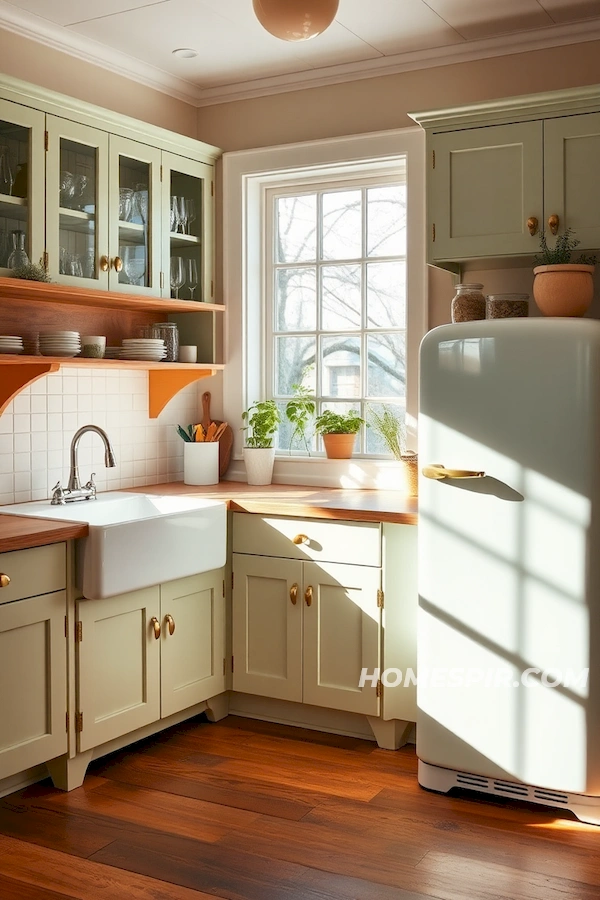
[1,716,599,900]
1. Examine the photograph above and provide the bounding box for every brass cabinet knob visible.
[304,585,313,607]
[150,616,161,639]
[112,256,123,273]
[99,255,109,272]
[165,613,175,635]
[290,583,298,605]
[527,216,538,236]
[292,533,308,545]
[548,214,559,235]
[0,573,10,588]
[422,464,485,480]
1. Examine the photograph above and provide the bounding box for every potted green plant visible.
[241,399,281,484]
[368,405,418,496]
[284,384,315,454]
[533,228,596,317]
[315,409,365,459]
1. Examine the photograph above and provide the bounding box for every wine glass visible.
[187,199,196,235]
[0,147,13,196]
[123,246,146,286]
[170,256,185,298]
[186,258,198,300]
[177,197,189,234]
[170,195,179,233]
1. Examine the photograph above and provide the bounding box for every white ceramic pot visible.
[243,446,275,485]
[183,441,219,485]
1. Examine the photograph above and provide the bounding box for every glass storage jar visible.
[152,322,179,362]
[451,283,485,323]
[486,293,529,319]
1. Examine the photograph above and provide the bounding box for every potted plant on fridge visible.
[368,404,418,496]
[533,228,596,317]
[241,399,281,485]
[315,409,365,459]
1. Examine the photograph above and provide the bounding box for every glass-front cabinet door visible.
[0,99,44,275]
[46,116,109,288]
[161,152,213,302]
[109,136,161,296]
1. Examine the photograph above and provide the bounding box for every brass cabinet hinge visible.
[376,680,382,698]
[432,149,435,169]
[66,711,69,732]
[75,621,82,642]
[43,251,49,271]
[432,223,436,243]
[75,711,83,733]
[377,589,384,609]
[44,130,48,151]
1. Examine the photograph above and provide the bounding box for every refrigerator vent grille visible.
[493,779,528,797]
[534,789,569,805]
[457,773,488,788]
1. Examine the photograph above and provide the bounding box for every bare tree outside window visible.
[268,174,407,454]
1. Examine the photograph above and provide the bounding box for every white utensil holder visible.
[183,441,219,485]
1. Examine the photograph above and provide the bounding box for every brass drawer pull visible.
[527,216,538,236]
[292,533,308,545]
[112,255,123,273]
[0,573,10,588]
[304,585,313,607]
[150,616,161,639]
[290,583,298,605]
[99,255,109,272]
[423,464,485,480]
[165,613,175,635]
[548,214,559,235]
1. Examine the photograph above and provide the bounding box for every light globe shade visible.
[252,0,339,41]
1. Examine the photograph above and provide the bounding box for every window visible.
[266,175,407,454]
[223,129,426,484]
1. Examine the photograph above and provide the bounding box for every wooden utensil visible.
[202,391,233,477]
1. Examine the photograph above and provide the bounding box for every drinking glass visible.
[74,174,88,210]
[186,258,198,300]
[60,171,75,208]
[177,197,188,234]
[187,198,197,235]
[132,183,149,225]
[170,256,185,298]
[119,187,133,222]
[123,246,146,286]
[0,147,13,196]
[170,195,179,233]
[68,255,83,278]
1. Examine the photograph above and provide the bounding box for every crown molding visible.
[1,3,600,109]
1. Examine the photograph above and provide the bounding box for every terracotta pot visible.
[533,264,595,317]
[322,432,357,459]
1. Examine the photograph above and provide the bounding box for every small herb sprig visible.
[535,228,597,266]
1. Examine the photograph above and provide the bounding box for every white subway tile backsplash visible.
[0,367,204,504]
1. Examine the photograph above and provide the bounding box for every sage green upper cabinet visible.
[410,85,600,266]
[429,121,543,261]
[544,112,600,252]
[0,99,45,274]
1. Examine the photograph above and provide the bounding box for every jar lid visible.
[455,283,483,290]
[487,293,529,301]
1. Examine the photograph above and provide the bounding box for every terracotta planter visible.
[243,447,275,485]
[322,432,357,459]
[533,264,595,317]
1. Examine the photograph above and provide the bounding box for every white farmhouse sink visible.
[1,492,226,599]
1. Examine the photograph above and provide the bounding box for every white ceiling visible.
[2,0,600,106]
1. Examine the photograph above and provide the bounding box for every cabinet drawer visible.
[232,514,381,567]
[0,543,67,605]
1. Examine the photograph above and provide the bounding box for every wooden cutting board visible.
[202,391,233,478]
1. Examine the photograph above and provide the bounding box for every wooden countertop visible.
[130,481,418,525]
[0,482,417,553]
[0,515,87,553]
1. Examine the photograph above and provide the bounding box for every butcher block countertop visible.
[0,515,87,553]
[0,482,416,553]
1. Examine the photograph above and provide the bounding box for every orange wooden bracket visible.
[148,368,216,418]
[0,362,59,414]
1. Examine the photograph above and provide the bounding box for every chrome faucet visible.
[51,425,117,504]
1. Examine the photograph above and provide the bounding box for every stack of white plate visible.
[119,338,166,361]
[0,335,24,354]
[104,346,121,359]
[39,331,81,358]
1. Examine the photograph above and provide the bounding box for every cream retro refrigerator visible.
[418,318,600,825]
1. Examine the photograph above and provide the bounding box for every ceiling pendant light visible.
[252,0,339,42]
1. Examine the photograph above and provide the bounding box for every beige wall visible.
[197,39,600,151]
[0,28,197,138]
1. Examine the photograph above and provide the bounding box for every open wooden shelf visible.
[0,276,226,416]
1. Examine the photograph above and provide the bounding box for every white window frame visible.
[223,128,427,488]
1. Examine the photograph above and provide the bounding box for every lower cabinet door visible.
[302,562,381,716]
[76,586,160,752]
[160,570,225,718]
[0,591,67,780]
[232,554,302,702]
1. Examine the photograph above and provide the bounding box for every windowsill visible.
[225,455,416,491]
